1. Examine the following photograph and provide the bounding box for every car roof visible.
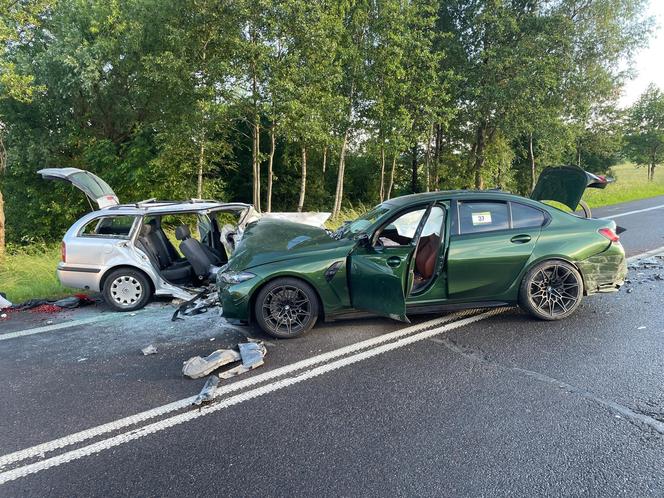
[383,189,530,207]
[98,200,252,216]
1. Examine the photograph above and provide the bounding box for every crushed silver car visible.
[39,168,329,311]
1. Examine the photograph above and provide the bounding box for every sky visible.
[619,1,664,108]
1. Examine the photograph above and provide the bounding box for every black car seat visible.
[175,225,222,279]
[138,224,193,283]
[147,218,182,264]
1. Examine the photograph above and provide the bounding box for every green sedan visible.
[217,166,627,338]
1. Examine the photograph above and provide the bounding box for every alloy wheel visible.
[527,263,581,318]
[262,285,312,336]
[110,275,144,307]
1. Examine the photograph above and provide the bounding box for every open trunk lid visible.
[38,167,119,208]
[530,166,610,211]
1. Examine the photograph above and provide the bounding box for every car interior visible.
[374,205,446,293]
[135,215,229,285]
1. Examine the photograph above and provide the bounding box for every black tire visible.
[102,268,152,312]
[254,277,319,338]
[518,260,583,320]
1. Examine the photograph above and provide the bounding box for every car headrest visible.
[175,225,190,241]
[141,224,153,235]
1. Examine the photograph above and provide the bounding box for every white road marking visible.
[599,203,664,220]
[0,309,480,469]
[626,245,664,262]
[0,308,503,485]
[0,314,118,341]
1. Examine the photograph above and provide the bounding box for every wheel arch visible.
[519,256,586,297]
[248,274,325,324]
[100,265,156,295]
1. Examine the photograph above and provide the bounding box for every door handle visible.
[387,256,402,268]
[510,234,531,244]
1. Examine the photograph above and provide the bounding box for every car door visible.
[38,167,119,208]
[348,203,434,322]
[446,200,544,300]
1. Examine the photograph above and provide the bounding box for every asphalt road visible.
[1,195,664,497]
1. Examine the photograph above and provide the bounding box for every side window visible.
[458,201,509,234]
[80,216,136,239]
[511,202,545,229]
[376,208,427,246]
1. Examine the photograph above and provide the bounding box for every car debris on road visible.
[182,339,267,380]
[193,375,220,406]
[141,345,158,355]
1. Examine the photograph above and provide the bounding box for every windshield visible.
[333,205,390,239]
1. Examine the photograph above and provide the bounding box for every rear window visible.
[511,202,545,229]
[458,201,509,234]
[80,216,136,239]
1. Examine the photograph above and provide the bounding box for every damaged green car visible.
[217,166,627,338]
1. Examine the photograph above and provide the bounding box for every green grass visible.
[0,245,69,304]
[582,162,664,208]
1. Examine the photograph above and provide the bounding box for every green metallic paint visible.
[217,189,626,324]
[349,245,414,321]
[531,165,592,211]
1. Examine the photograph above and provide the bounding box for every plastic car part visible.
[182,349,241,379]
[218,342,267,379]
[193,375,220,406]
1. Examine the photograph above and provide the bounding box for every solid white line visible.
[0,309,480,469]
[0,314,119,341]
[626,245,664,262]
[599,203,664,220]
[0,308,503,485]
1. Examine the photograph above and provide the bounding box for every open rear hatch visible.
[530,166,610,211]
[38,167,119,208]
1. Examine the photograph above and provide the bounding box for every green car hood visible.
[228,219,355,270]
[531,166,592,211]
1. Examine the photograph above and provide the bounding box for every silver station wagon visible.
[40,168,328,311]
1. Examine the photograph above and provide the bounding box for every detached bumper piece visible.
[183,340,268,405]
[577,248,628,295]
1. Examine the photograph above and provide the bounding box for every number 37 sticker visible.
[471,211,492,225]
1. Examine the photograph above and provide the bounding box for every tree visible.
[0,0,50,255]
[624,84,664,180]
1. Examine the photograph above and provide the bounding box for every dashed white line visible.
[0,309,480,469]
[0,308,503,485]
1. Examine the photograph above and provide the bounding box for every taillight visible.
[61,241,66,262]
[598,228,620,243]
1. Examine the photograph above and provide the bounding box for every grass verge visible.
[0,245,69,304]
[582,162,664,208]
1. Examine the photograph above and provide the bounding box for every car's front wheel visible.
[254,278,319,338]
[102,268,152,312]
[519,260,583,320]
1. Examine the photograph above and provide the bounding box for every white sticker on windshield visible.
[472,212,492,225]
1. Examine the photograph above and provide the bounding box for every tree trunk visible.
[410,145,418,193]
[387,155,397,200]
[298,146,307,212]
[333,130,349,217]
[433,123,441,190]
[196,141,205,198]
[424,123,433,193]
[528,132,536,191]
[473,125,486,189]
[322,146,327,174]
[0,188,5,257]
[379,146,385,202]
[267,124,276,212]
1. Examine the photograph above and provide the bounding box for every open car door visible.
[348,203,435,322]
[38,167,119,209]
[530,166,609,212]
